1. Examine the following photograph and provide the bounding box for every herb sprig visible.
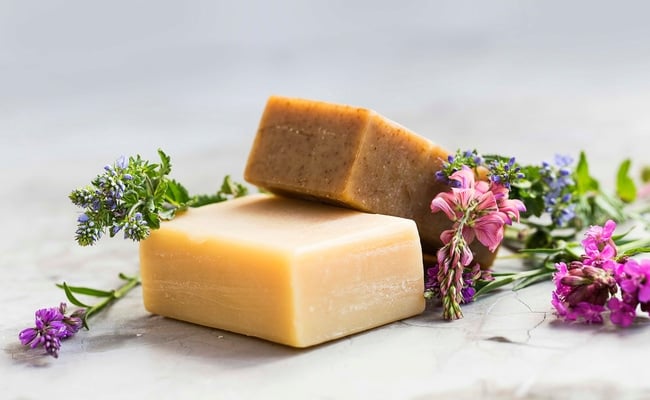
[20,150,248,358]
[69,149,248,246]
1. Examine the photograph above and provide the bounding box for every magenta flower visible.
[551,220,650,328]
[572,302,606,324]
[582,220,617,267]
[608,297,637,327]
[617,259,650,303]
[551,261,617,323]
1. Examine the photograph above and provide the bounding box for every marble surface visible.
[3,1,650,399]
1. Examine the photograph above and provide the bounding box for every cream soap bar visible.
[244,96,496,266]
[139,194,425,348]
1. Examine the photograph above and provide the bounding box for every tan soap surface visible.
[139,194,425,347]
[244,96,496,266]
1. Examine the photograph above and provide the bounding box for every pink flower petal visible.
[431,193,458,221]
[448,167,475,189]
[473,214,505,252]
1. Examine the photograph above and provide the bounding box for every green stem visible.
[84,274,141,322]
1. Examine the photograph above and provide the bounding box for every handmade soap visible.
[244,96,496,266]
[139,194,425,348]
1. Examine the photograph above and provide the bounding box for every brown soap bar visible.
[245,96,497,267]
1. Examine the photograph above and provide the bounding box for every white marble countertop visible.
[3,1,650,399]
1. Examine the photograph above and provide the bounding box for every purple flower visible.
[18,303,84,358]
[572,302,606,324]
[608,297,637,327]
[115,155,128,170]
[123,212,149,241]
[424,261,485,307]
[540,155,576,227]
[551,260,617,324]
[19,306,66,358]
[617,259,650,303]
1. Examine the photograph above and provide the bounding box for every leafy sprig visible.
[70,149,248,246]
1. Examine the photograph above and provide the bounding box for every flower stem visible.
[73,274,141,324]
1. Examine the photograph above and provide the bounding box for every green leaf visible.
[158,208,176,220]
[575,151,599,195]
[188,194,221,207]
[56,284,114,297]
[620,247,650,258]
[166,179,190,205]
[512,271,554,290]
[220,175,248,197]
[593,193,625,221]
[519,247,564,254]
[616,159,637,203]
[60,282,91,308]
[153,179,169,204]
[474,275,519,298]
[157,149,172,176]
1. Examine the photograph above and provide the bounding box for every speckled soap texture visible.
[244,96,497,266]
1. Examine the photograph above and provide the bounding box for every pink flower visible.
[572,302,606,324]
[551,291,576,321]
[447,167,476,190]
[618,259,650,303]
[551,260,617,324]
[490,183,526,225]
[430,166,525,320]
[582,220,617,266]
[608,297,636,327]
[431,167,507,252]
[472,213,505,252]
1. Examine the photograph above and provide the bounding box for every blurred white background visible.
[3,1,650,191]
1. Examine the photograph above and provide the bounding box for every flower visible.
[489,183,527,226]
[540,155,577,227]
[75,212,102,246]
[608,297,636,327]
[551,260,617,323]
[429,166,524,319]
[582,220,617,267]
[487,157,525,189]
[18,303,82,358]
[432,167,506,252]
[122,212,149,241]
[552,220,650,328]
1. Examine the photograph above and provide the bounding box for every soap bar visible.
[244,96,496,266]
[139,194,425,347]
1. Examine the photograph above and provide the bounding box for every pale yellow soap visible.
[140,194,425,347]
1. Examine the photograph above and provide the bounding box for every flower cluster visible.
[487,157,525,190]
[435,149,484,186]
[425,262,493,305]
[540,155,577,227]
[552,220,650,326]
[70,155,151,245]
[426,166,525,319]
[18,303,84,358]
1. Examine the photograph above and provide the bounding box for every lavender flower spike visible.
[18,302,84,358]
